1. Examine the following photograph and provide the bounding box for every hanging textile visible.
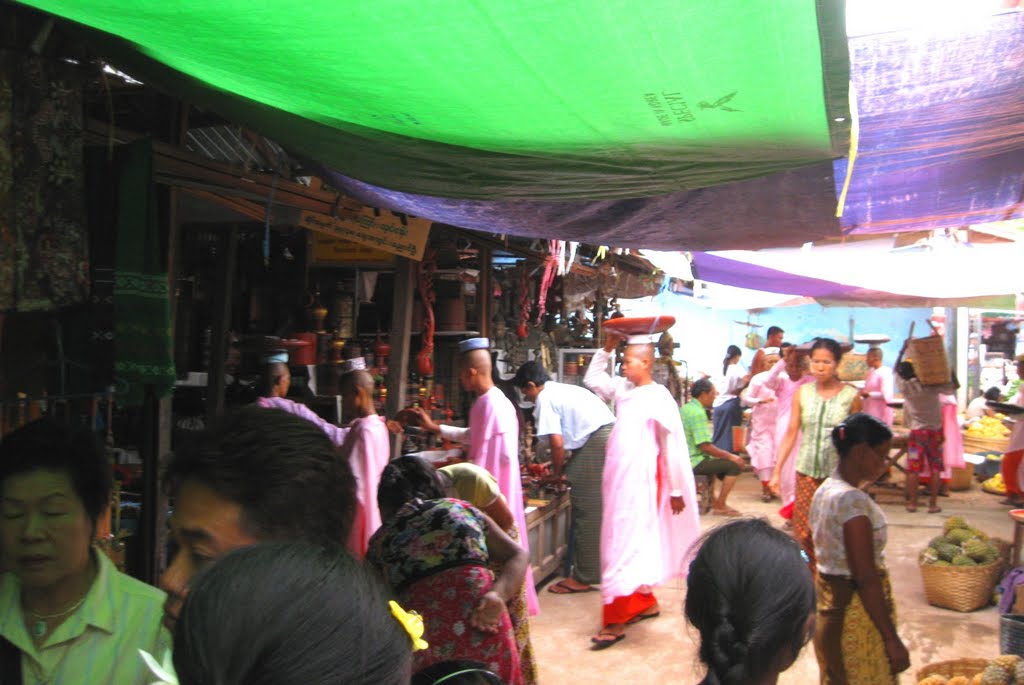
[113,140,175,405]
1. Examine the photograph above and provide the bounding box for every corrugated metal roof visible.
[185,126,287,172]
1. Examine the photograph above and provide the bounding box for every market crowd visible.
[4,329,1015,684]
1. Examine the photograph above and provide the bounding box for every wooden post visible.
[386,257,416,457]
[205,226,238,426]
[479,245,491,338]
[138,387,161,584]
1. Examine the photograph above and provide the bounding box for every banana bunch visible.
[966,416,1011,438]
[984,472,1006,495]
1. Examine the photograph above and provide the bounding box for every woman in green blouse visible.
[770,338,861,575]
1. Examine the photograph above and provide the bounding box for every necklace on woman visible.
[25,595,88,638]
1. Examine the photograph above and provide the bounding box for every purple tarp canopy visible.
[687,235,1022,308]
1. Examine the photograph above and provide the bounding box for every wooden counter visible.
[525,493,571,586]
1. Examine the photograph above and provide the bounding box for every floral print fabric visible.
[368,498,490,593]
[0,51,88,312]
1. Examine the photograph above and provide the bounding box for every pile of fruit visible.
[917,655,1023,684]
[965,415,1011,439]
[983,472,1007,495]
[920,516,1000,567]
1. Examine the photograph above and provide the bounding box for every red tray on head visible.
[603,316,675,336]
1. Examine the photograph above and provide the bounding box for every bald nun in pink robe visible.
[340,413,391,559]
[584,334,699,647]
[416,340,539,615]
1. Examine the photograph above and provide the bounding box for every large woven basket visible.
[919,558,1003,612]
[907,334,950,385]
[963,432,1010,454]
[916,657,989,682]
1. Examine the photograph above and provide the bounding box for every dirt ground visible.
[528,470,1015,684]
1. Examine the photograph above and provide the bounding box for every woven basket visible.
[907,334,950,385]
[915,657,989,681]
[919,558,1003,612]
[949,464,974,491]
[963,432,1010,454]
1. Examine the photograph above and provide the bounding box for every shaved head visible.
[626,343,655,363]
[262,362,291,398]
[458,348,495,395]
[340,369,375,395]
[462,348,493,375]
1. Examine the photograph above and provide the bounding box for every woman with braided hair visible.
[685,518,815,685]
[809,413,909,684]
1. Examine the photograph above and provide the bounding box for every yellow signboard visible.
[310,235,396,265]
[298,207,431,261]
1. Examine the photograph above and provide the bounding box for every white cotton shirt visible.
[1009,390,1024,453]
[713,363,747,407]
[810,474,887,576]
[533,380,615,450]
[966,396,990,420]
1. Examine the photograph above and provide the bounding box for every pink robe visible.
[440,386,538,614]
[862,365,895,426]
[341,415,391,559]
[257,396,350,446]
[584,349,700,604]
[929,394,965,480]
[764,360,813,509]
[742,371,779,482]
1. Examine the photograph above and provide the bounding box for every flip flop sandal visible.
[590,632,626,650]
[547,580,597,594]
[626,611,660,625]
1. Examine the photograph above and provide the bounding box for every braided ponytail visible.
[698,615,751,685]
[686,519,815,685]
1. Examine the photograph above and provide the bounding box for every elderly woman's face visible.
[0,469,94,591]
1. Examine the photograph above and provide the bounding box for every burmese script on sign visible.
[298,208,431,261]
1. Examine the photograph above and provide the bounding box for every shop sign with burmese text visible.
[298,207,431,261]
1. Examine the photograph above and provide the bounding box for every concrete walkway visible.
[529,470,1016,684]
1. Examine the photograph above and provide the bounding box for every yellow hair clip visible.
[389,600,429,652]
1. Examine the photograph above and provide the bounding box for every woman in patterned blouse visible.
[367,456,529,685]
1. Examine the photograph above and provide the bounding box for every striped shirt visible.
[0,548,170,684]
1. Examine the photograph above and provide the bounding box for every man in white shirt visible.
[513,361,615,594]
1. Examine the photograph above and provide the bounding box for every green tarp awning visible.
[18,0,850,200]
